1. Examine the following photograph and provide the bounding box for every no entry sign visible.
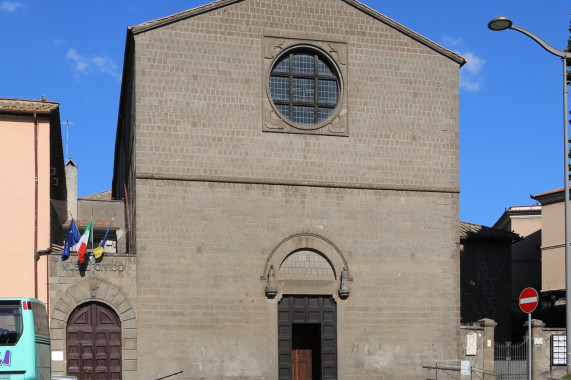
[519,287,539,313]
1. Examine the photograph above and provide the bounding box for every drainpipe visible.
[32,112,51,318]
[35,249,52,319]
[34,111,39,299]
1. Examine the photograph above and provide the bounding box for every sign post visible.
[519,287,538,380]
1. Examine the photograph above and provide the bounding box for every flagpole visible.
[90,210,94,264]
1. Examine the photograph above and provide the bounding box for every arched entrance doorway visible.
[66,302,122,379]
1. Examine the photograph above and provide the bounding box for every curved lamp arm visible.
[509,25,571,59]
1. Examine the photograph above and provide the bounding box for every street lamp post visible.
[488,15,571,374]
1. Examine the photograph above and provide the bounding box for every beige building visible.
[494,205,542,311]
[531,189,567,300]
[0,97,66,308]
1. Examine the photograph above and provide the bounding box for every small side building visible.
[460,221,520,343]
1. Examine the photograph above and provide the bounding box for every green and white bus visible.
[0,298,50,379]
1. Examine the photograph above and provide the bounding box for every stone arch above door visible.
[49,278,136,378]
[262,233,351,299]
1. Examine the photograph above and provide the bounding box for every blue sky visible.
[1,0,569,227]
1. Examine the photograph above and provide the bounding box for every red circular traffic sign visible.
[519,287,538,313]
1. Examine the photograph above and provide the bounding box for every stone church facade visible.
[112,0,465,378]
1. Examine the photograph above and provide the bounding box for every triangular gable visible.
[130,0,465,66]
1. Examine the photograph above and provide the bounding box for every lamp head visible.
[488,16,513,31]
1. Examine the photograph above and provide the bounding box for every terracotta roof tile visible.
[532,187,566,198]
[0,97,59,112]
[504,205,541,213]
[79,190,113,201]
[460,221,520,241]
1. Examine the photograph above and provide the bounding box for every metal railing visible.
[155,370,183,380]
[423,363,505,380]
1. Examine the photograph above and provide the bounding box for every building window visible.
[263,37,348,136]
[269,50,340,127]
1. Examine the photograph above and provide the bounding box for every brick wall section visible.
[279,250,335,280]
[135,180,460,378]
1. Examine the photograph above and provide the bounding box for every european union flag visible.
[62,219,81,261]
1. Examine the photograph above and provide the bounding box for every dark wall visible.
[461,238,512,343]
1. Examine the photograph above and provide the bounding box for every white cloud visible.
[92,56,121,80]
[462,52,485,75]
[66,48,121,81]
[459,51,486,92]
[66,49,89,74]
[440,35,486,92]
[442,35,462,47]
[0,1,22,12]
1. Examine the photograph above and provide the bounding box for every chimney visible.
[65,159,78,220]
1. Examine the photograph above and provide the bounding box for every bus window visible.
[31,302,49,338]
[0,302,22,345]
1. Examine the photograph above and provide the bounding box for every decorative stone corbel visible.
[265,264,278,299]
[338,267,350,299]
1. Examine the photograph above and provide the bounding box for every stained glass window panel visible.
[270,77,290,101]
[292,54,314,74]
[272,56,289,73]
[293,78,315,102]
[318,80,338,104]
[276,104,290,119]
[318,107,334,123]
[317,59,334,76]
[293,106,314,125]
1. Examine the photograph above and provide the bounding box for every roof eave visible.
[129,0,466,67]
[131,0,244,35]
[341,0,466,66]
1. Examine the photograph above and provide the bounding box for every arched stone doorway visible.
[66,302,122,379]
[263,234,350,380]
[50,278,136,379]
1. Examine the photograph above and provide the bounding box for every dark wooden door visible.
[67,302,121,380]
[292,347,312,380]
[278,296,337,380]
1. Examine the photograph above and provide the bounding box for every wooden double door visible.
[67,302,121,380]
[278,296,337,380]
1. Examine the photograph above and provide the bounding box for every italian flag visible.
[77,217,93,264]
